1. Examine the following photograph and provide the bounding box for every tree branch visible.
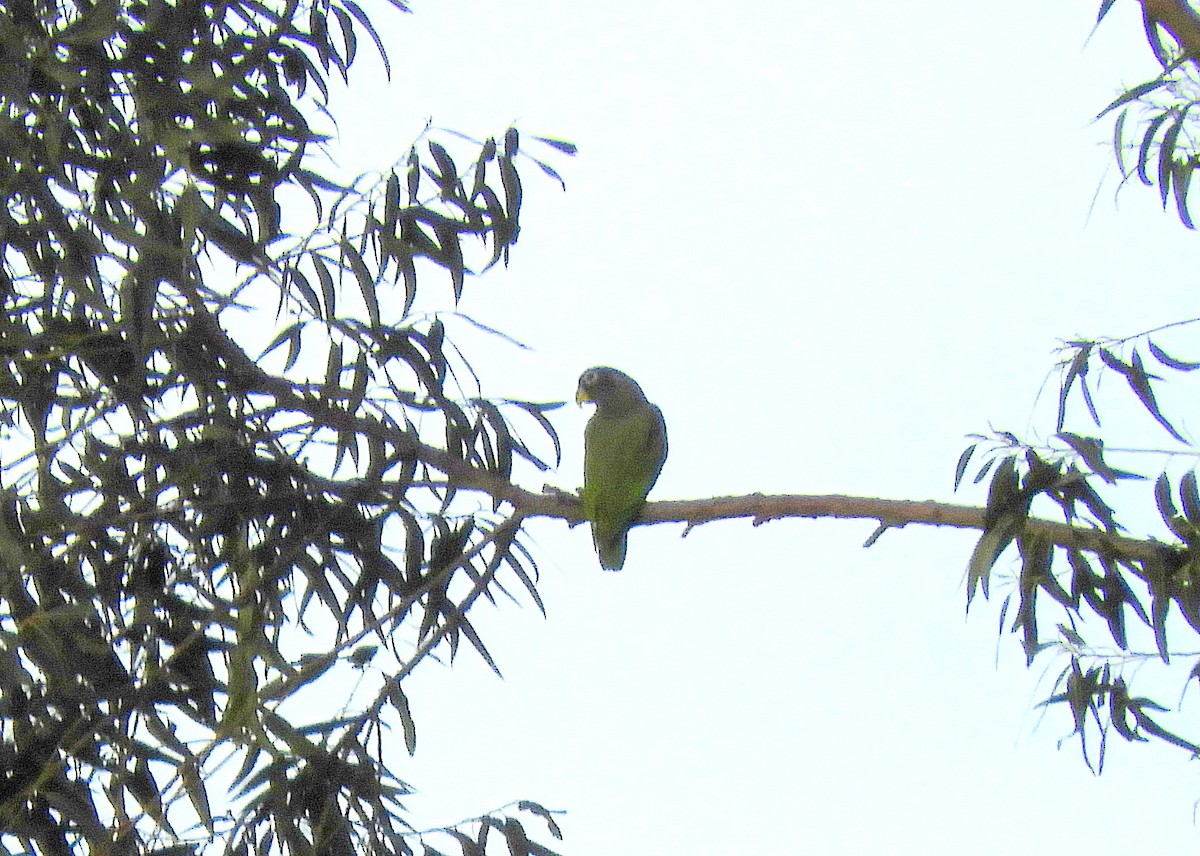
[1141,0,1200,60]
[179,317,1173,569]
[440,466,1174,567]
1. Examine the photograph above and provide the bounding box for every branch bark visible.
[437,459,1174,566]
[1141,0,1200,60]
[187,318,1172,569]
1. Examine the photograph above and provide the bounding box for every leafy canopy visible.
[950,0,1200,776]
[0,0,575,853]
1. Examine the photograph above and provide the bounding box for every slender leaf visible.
[387,678,417,755]
[341,0,392,78]
[530,136,578,155]
[1125,349,1186,442]
[1096,76,1171,120]
[1171,157,1195,227]
[1057,344,1091,431]
[502,818,530,856]
[1158,109,1187,206]
[1058,432,1117,484]
[1112,106,1128,176]
[1137,109,1175,186]
[1149,338,1200,370]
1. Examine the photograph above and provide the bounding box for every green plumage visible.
[576,367,668,571]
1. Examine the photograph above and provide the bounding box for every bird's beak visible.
[575,387,592,406]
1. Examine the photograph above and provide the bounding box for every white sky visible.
[307,1,1200,852]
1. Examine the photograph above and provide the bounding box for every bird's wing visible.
[585,405,666,533]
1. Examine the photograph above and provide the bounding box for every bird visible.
[576,367,668,570]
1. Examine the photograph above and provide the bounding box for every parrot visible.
[575,367,668,571]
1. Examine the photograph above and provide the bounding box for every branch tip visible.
[863,522,889,548]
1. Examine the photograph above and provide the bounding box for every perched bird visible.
[576,367,668,570]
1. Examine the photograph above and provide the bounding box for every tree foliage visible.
[0,0,573,853]
[944,0,1200,773]
[1099,0,1200,228]
[8,1,1200,853]
[956,328,1200,769]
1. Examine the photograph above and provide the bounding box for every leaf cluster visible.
[0,0,575,854]
[956,328,1200,770]
[1096,0,1200,227]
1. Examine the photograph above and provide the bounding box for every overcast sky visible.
[304,2,1200,852]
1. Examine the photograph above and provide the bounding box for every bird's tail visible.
[594,527,627,571]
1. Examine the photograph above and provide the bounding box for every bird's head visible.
[576,366,648,411]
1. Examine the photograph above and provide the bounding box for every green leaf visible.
[1158,110,1186,207]
[1068,549,1098,607]
[1098,347,1129,373]
[341,237,380,327]
[180,759,214,834]
[1137,109,1174,186]
[1079,364,1101,426]
[195,200,263,266]
[428,141,459,187]
[340,0,392,78]
[1181,470,1200,523]
[1126,348,1186,442]
[1057,432,1117,484]
[508,400,563,469]
[433,220,466,300]
[477,184,511,269]
[407,147,421,202]
[310,251,338,318]
[1100,347,1186,441]
[529,155,566,190]
[127,758,164,825]
[982,456,1021,528]
[502,818,530,856]
[966,526,1006,605]
[1148,338,1200,370]
[331,5,358,69]
[1057,623,1086,647]
[1151,593,1171,663]
[259,321,305,373]
[1129,704,1200,753]
[1112,106,1128,176]
[1022,448,1061,495]
[457,613,501,676]
[1096,557,1141,649]
[324,339,345,402]
[1171,157,1195,227]
[261,653,338,700]
[1015,536,1052,663]
[473,399,513,478]
[972,456,996,485]
[387,678,417,755]
[1057,343,1091,431]
[296,167,353,194]
[287,265,324,318]
[1155,471,1186,538]
[1095,75,1170,121]
[383,170,400,236]
[517,801,563,840]
[477,816,499,850]
[444,830,482,856]
[531,135,578,155]
[500,155,523,224]
[525,843,566,856]
[347,351,369,415]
